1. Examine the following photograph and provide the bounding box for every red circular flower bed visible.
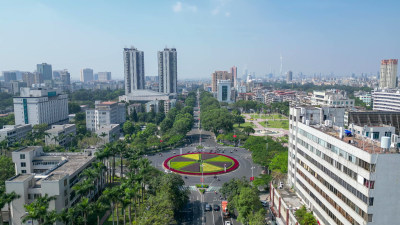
[163,152,239,175]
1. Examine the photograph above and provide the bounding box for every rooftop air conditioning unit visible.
[324,120,332,127]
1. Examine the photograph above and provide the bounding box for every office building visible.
[311,89,354,108]
[96,124,120,143]
[372,89,400,111]
[60,70,71,85]
[80,68,94,83]
[9,81,27,95]
[3,71,17,82]
[211,71,233,92]
[231,66,237,89]
[44,124,76,146]
[379,59,398,89]
[86,101,126,131]
[13,88,69,126]
[5,146,101,225]
[53,70,61,79]
[22,72,36,87]
[124,47,145,93]
[0,124,32,144]
[217,80,232,103]
[354,91,372,106]
[98,72,112,81]
[286,70,293,82]
[37,63,53,81]
[289,106,400,225]
[158,48,177,94]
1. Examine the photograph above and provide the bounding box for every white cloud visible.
[173,2,182,12]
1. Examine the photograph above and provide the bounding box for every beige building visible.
[211,71,233,92]
[379,59,398,89]
[45,124,76,146]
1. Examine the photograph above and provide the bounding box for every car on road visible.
[213,204,220,211]
[224,221,231,225]
[204,204,212,212]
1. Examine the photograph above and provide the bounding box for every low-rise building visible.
[311,89,354,108]
[0,124,32,144]
[86,101,126,131]
[269,183,302,225]
[96,124,120,144]
[45,124,76,146]
[372,89,400,111]
[344,110,400,135]
[5,146,102,225]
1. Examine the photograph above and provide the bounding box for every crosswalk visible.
[187,186,221,192]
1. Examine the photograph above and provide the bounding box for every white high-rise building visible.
[372,89,400,111]
[98,72,112,81]
[13,88,69,126]
[124,47,145,94]
[289,106,400,225]
[379,59,398,89]
[217,80,232,103]
[80,68,94,83]
[158,48,177,94]
[86,101,126,131]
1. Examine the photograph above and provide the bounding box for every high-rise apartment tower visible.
[37,63,52,81]
[124,47,145,94]
[379,59,398,89]
[158,48,177,94]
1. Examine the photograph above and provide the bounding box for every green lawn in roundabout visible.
[164,153,239,175]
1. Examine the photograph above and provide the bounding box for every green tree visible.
[131,108,138,122]
[269,151,288,173]
[23,194,56,225]
[68,102,81,114]
[243,126,255,136]
[234,187,262,224]
[249,209,266,225]
[160,118,173,133]
[0,156,15,185]
[123,121,135,135]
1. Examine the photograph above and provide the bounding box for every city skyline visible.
[0,0,399,79]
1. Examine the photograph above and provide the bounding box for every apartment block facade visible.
[86,101,125,131]
[288,106,400,225]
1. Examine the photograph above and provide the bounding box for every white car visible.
[225,221,231,225]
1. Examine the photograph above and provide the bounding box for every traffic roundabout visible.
[163,152,239,175]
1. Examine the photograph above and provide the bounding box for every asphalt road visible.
[144,102,264,225]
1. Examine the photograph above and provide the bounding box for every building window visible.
[21,162,26,167]
[64,180,68,186]
[373,132,379,140]
[28,194,32,199]
[385,132,392,137]
[368,214,373,222]
[21,170,26,174]
[64,190,68,197]
[65,199,68,206]
[369,198,374,206]
[20,154,25,159]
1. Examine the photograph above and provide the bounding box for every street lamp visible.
[201,164,204,186]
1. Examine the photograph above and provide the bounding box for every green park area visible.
[233,122,255,128]
[249,113,287,120]
[259,120,289,130]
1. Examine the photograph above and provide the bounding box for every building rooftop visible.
[311,124,396,154]
[7,174,32,182]
[45,153,94,177]
[277,186,303,209]
[43,173,67,181]
[14,146,38,152]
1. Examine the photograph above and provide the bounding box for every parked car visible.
[225,221,231,225]
[213,204,220,211]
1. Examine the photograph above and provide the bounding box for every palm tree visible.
[116,141,127,178]
[76,197,90,225]
[138,158,151,202]
[102,187,121,225]
[23,194,56,225]
[91,199,109,225]
[4,191,20,225]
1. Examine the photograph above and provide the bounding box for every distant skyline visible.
[0,0,399,80]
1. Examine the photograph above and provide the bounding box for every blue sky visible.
[0,0,399,80]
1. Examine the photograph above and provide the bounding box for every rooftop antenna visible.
[280,54,283,76]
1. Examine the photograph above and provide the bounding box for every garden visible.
[164,153,239,175]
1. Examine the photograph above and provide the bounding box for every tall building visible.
[13,88,69,126]
[60,70,71,85]
[6,146,101,225]
[211,71,233,92]
[231,66,237,88]
[86,101,126,131]
[158,48,177,94]
[37,63,53,81]
[53,70,61,79]
[379,59,398,89]
[80,68,94,83]
[22,72,41,87]
[124,47,145,94]
[98,72,112,81]
[286,70,293,82]
[289,106,400,225]
[3,71,17,82]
